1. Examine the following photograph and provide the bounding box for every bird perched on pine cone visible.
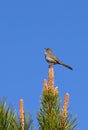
[44,48,73,70]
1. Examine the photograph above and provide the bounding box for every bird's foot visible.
[48,64,53,68]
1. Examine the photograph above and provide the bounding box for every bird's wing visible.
[49,54,60,64]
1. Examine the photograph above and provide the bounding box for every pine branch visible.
[37,65,77,130]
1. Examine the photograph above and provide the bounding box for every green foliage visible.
[17,112,34,130]
[64,114,77,130]
[58,113,77,130]
[0,98,34,130]
[0,98,17,130]
[37,90,60,130]
[37,90,77,130]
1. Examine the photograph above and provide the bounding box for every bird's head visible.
[44,48,53,55]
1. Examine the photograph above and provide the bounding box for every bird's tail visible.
[59,62,73,70]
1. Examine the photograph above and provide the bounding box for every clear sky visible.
[0,1,88,130]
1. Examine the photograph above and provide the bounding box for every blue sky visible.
[0,0,88,129]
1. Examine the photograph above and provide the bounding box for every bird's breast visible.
[45,56,57,63]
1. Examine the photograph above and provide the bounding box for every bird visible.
[44,48,73,70]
